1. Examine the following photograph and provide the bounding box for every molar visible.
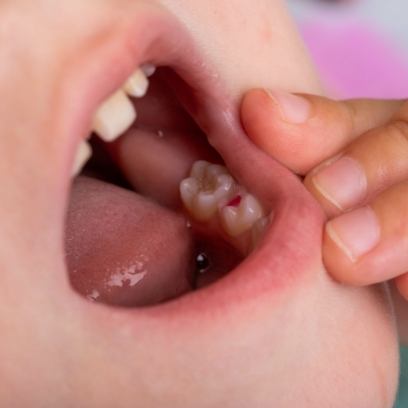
[220,194,264,237]
[180,161,236,222]
[180,161,266,239]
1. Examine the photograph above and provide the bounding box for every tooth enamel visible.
[206,163,228,178]
[141,63,156,77]
[180,177,200,213]
[220,194,264,237]
[191,160,210,179]
[72,140,92,177]
[92,90,136,142]
[180,161,236,221]
[251,216,269,248]
[181,161,266,238]
[195,191,219,221]
[123,68,149,98]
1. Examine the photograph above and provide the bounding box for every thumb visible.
[241,89,402,175]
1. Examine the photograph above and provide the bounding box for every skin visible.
[241,90,408,342]
[0,0,399,406]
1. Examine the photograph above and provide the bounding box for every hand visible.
[241,89,408,299]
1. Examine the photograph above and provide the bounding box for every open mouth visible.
[61,6,324,315]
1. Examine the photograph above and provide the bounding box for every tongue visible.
[65,176,195,307]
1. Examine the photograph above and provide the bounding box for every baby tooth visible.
[180,160,266,240]
[240,194,264,224]
[141,63,156,77]
[92,90,136,142]
[180,178,199,212]
[220,206,241,237]
[215,174,234,191]
[191,160,210,179]
[220,194,264,237]
[123,68,149,98]
[206,164,228,178]
[194,192,218,221]
[252,217,269,248]
[72,140,92,177]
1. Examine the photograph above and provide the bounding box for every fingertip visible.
[322,221,360,285]
[241,89,278,150]
[241,89,313,173]
[323,208,381,286]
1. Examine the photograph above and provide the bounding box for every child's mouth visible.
[61,5,323,314]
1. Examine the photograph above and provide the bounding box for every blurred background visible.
[289,0,408,98]
[288,1,408,406]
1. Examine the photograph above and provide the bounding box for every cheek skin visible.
[161,0,321,97]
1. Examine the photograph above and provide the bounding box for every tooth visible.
[214,174,234,193]
[181,161,237,222]
[251,216,269,248]
[213,176,235,208]
[220,206,240,236]
[220,194,264,237]
[194,192,218,221]
[92,90,136,142]
[191,160,210,179]
[123,68,149,98]
[141,63,156,77]
[240,194,264,224]
[180,178,199,212]
[206,164,228,178]
[72,140,92,177]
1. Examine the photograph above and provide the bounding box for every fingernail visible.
[267,90,311,124]
[326,206,381,262]
[312,156,367,209]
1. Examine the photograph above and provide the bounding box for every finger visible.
[395,272,408,303]
[323,181,408,286]
[304,101,408,217]
[241,89,403,174]
[388,282,408,343]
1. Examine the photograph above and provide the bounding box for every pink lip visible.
[60,4,326,322]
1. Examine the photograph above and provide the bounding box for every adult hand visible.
[241,89,408,299]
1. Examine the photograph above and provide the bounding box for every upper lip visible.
[61,5,325,320]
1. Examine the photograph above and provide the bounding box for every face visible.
[0,0,399,406]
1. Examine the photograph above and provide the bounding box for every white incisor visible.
[73,64,157,178]
[92,89,136,143]
[72,140,92,177]
[123,68,150,98]
[91,66,154,143]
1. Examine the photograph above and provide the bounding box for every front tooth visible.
[123,68,149,98]
[221,194,264,237]
[92,90,136,142]
[141,63,156,77]
[72,140,92,177]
